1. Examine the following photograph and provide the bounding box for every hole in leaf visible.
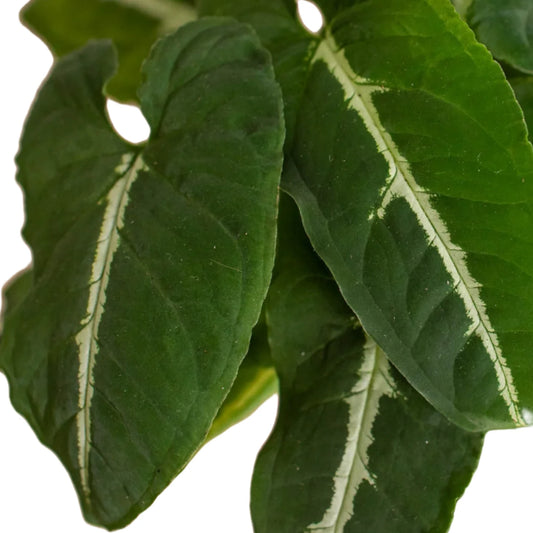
[106,100,150,144]
[297,0,324,33]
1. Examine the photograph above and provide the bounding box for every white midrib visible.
[75,153,144,499]
[307,338,395,532]
[312,34,523,426]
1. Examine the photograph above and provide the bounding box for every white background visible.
[1,1,532,532]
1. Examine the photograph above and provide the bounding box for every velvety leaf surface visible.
[202,0,533,431]
[0,19,284,529]
[21,0,197,102]
[466,0,533,74]
[251,195,483,533]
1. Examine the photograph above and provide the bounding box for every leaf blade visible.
[2,19,284,528]
[466,0,533,75]
[21,0,197,102]
[251,195,484,533]
[289,0,533,430]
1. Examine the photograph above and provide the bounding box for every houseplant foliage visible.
[2,0,533,530]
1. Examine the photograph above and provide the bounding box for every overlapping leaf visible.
[201,0,533,432]
[464,0,533,75]
[0,269,277,444]
[512,77,533,143]
[206,312,278,440]
[251,195,483,533]
[0,18,284,529]
[21,0,197,102]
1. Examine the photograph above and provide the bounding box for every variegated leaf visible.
[0,19,284,528]
[251,195,483,533]
[201,0,533,431]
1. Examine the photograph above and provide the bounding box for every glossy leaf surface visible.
[466,0,533,74]
[0,19,284,529]
[251,196,483,533]
[21,0,197,102]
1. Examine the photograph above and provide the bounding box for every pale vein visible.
[312,35,523,426]
[75,153,144,498]
[307,338,395,532]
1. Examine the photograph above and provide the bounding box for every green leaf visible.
[207,313,278,441]
[0,268,33,373]
[465,0,533,75]
[251,195,483,533]
[450,0,474,18]
[512,77,533,143]
[202,0,533,431]
[285,0,533,432]
[21,0,197,102]
[198,0,316,145]
[0,18,284,529]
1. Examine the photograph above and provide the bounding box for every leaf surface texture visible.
[0,19,284,528]
[201,0,533,431]
[251,196,483,533]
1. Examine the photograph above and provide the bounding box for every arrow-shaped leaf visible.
[0,18,284,529]
[251,195,483,533]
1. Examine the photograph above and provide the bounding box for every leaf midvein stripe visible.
[312,33,523,425]
[307,338,395,532]
[74,152,144,501]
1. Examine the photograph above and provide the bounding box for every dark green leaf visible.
[21,0,197,102]
[202,0,533,431]
[198,0,316,145]
[207,313,278,441]
[286,0,533,431]
[466,0,533,75]
[251,195,483,533]
[512,77,533,144]
[0,18,284,529]
[0,268,33,373]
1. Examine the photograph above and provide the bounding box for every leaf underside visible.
[0,18,284,529]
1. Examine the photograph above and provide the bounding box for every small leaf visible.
[466,0,533,75]
[1,18,284,529]
[251,195,483,533]
[21,0,197,102]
